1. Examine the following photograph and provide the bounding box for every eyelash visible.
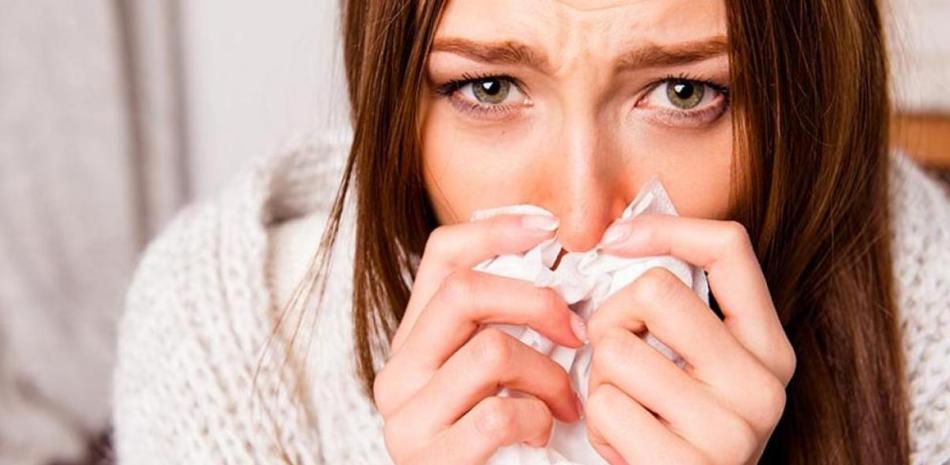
[434,72,731,125]
[642,72,731,126]
[434,72,530,119]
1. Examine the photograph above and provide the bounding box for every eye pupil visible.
[666,79,705,109]
[472,78,511,104]
[672,82,693,99]
[480,80,501,95]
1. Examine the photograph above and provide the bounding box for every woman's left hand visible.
[584,214,797,465]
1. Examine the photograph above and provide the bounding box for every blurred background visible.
[0,1,947,464]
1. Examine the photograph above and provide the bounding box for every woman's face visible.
[420,0,734,252]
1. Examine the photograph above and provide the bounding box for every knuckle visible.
[591,330,629,374]
[584,384,617,426]
[423,226,450,257]
[721,413,759,459]
[586,307,641,346]
[585,311,608,344]
[720,221,752,252]
[735,422,760,459]
[467,328,513,371]
[635,216,662,242]
[631,267,680,306]
[439,269,478,305]
[779,341,798,383]
[372,368,392,413]
[756,376,788,430]
[473,397,516,439]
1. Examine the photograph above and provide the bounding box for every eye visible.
[458,77,526,105]
[435,74,531,121]
[641,78,723,110]
[635,77,730,127]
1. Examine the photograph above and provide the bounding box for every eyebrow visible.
[615,36,729,72]
[431,38,551,72]
[430,36,729,74]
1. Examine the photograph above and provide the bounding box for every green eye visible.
[471,78,511,104]
[665,79,705,109]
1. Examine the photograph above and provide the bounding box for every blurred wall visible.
[887,0,950,112]
[180,0,348,198]
[0,1,140,463]
[0,0,188,463]
[0,1,345,463]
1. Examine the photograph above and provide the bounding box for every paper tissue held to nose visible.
[470,178,711,465]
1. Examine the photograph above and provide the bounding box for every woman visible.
[112,0,949,464]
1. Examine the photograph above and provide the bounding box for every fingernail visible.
[569,312,589,344]
[573,391,585,420]
[600,222,630,246]
[521,214,559,232]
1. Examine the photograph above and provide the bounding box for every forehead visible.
[436,0,727,67]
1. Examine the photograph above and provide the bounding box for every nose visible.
[547,116,630,253]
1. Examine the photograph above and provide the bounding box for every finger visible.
[599,214,795,383]
[588,266,754,383]
[427,396,554,465]
[587,268,788,434]
[586,384,702,465]
[375,271,584,416]
[588,328,766,459]
[397,269,584,366]
[389,328,581,438]
[393,212,560,352]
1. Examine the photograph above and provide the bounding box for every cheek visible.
[420,103,546,224]
[619,114,735,220]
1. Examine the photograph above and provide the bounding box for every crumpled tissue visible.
[470,178,710,465]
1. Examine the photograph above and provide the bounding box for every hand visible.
[584,215,796,465]
[373,213,587,465]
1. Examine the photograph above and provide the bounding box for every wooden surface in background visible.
[893,113,950,169]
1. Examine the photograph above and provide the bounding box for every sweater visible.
[112,133,950,465]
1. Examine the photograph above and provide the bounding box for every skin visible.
[373,1,796,464]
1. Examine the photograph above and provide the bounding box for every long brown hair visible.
[296,0,910,463]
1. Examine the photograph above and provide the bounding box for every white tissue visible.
[470,178,710,465]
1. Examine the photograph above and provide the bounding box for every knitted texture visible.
[889,155,950,464]
[113,137,949,464]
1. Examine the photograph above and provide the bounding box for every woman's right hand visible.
[373,213,588,465]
